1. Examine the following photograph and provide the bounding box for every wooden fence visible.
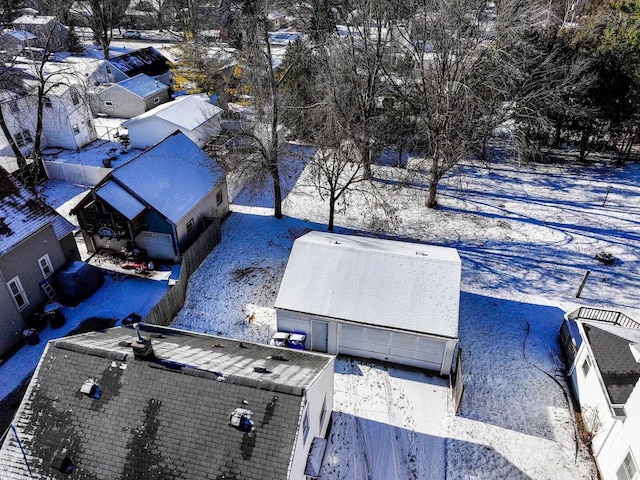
[143,218,221,326]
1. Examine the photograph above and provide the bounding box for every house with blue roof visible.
[94,73,171,118]
[71,132,229,262]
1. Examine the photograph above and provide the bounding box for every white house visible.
[560,307,640,480]
[275,231,461,375]
[94,73,171,118]
[0,323,335,480]
[122,94,223,149]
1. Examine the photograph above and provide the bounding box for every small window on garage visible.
[9,100,19,113]
[617,451,638,480]
[106,64,112,74]
[216,190,223,206]
[72,124,80,135]
[105,100,113,106]
[154,97,160,104]
[302,409,309,444]
[70,89,80,105]
[581,355,592,377]
[44,97,52,108]
[186,218,195,236]
[38,254,53,278]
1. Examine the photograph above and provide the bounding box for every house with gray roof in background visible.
[560,307,640,480]
[122,94,223,149]
[94,73,171,118]
[0,167,78,357]
[71,131,229,262]
[108,46,172,86]
[0,323,335,479]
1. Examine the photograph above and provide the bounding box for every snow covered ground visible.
[170,145,640,478]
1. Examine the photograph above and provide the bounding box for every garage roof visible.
[275,231,461,338]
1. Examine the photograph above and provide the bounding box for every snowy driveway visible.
[321,359,449,480]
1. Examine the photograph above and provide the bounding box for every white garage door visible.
[339,324,446,372]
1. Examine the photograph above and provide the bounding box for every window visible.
[9,100,19,113]
[319,396,327,426]
[186,219,195,236]
[154,97,160,104]
[7,276,28,311]
[70,90,79,105]
[581,355,592,377]
[14,130,33,147]
[302,409,309,444]
[38,254,53,278]
[106,64,112,74]
[72,124,80,135]
[617,452,638,480]
[105,101,113,106]
[216,190,223,206]
[44,97,52,108]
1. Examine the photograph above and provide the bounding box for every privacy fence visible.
[143,218,221,326]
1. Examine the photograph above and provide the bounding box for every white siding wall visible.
[276,309,455,374]
[289,356,335,480]
[126,117,178,149]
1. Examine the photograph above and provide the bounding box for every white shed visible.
[275,231,461,375]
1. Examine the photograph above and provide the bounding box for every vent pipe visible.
[132,325,154,360]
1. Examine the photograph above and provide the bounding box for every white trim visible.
[38,253,53,278]
[7,276,29,311]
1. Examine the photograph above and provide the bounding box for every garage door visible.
[339,324,446,372]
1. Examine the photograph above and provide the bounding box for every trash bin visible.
[269,332,290,347]
[22,328,40,345]
[44,302,65,328]
[289,333,306,350]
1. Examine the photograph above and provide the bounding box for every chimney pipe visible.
[132,326,154,360]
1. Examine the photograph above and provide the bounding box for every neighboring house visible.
[71,132,229,262]
[275,231,461,375]
[0,29,37,55]
[0,167,78,356]
[122,94,223,149]
[0,323,335,479]
[0,80,97,156]
[108,46,172,86]
[560,307,640,480]
[94,73,170,118]
[11,15,68,51]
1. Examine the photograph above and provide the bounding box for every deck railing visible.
[567,307,640,330]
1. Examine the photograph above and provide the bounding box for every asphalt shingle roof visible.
[0,324,334,480]
[109,47,169,78]
[0,167,74,255]
[583,322,640,404]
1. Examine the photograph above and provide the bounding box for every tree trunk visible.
[579,128,589,161]
[328,195,336,232]
[271,166,283,218]
[362,147,372,180]
[0,105,26,167]
[426,162,439,208]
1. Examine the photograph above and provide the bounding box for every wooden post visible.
[602,186,612,207]
[576,270,591,298]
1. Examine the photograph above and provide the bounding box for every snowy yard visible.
[170,147,640,478]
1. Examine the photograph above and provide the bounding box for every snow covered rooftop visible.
[275,231,461,338]
[3,29,37,41]
[116,73,168,98]
[0,166,74,255]
[122,94,223,131]
[96,181,146,220]
[108,46,169,77]
[109,132,225,224]
[12,14,56,25]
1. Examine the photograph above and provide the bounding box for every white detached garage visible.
[275,231,461,375]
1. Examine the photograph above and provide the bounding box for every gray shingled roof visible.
[0,324,334,480]
[583,323,640,405]
[0,167,75,255]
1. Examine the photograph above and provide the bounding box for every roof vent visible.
[271,354,288,361]
[51,450,74,474]
[80,379,101,399]
[416,251,429,256]
[229,408,255,436]
[132,325,154,360]
[253,366,269,374]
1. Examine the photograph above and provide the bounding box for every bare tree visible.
[225,0,292,219]
[0,54,29,166]
[78,0,129,59]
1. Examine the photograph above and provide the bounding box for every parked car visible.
[122,30,141,39]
